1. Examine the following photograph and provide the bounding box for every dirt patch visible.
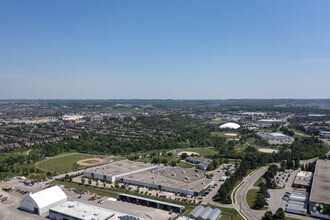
[76,158,108,166]
[225,133,238,136]
[258,148,279,153]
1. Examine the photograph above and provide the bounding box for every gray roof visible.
[200,207,213,219]
[309,159,330,204]
[119,193,184,209]
[189,205,205,218]
[207,208,221,220]
[188,205,221,220]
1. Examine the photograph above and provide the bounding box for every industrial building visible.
[320,131,330,139]
[187,205,221,220]
[118,193,184,213]
[83,160,157,183]
[293,171,312,189]
[256,132,294,144]
[49,201,145,220]
[285,190,309,215]
[309,159,330,219]
[84,160,214,195]
[186,157,213,170]
[20,186,67,215]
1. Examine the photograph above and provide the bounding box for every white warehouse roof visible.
[219,122,240,129]
[20,186,67,215]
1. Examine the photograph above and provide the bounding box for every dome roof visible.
[219,122,240,129]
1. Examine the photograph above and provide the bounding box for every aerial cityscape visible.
[1,1,330,220]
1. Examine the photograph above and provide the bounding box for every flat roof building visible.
[84,161,214,196]
[186,157,213,170]
[309,159,330,219]
[293,171,312,189]
[49,200,145,220]
[84,160,157,182]
[256,132,294,145]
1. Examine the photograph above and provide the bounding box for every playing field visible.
[176,147,218,157]
[36,153,94,173]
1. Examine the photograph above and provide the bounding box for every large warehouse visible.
[84,160,214,195]
[20,186,67,215]
[309,159,330,219]
[49,201,145,220]
[84,160,157,183]
[256,132,294,144]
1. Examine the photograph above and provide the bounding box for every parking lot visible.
[267,169,299,213]
[0,178,173,220]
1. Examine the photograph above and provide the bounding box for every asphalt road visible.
[233,158,322,220]
[233,167,267,220]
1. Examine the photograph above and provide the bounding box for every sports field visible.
[176,147,218,157]
[36,153,94,173]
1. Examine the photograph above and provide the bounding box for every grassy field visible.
[246,189,259,208]
[253,175,263,187]
[176,147,218,157]
[36,153,93,173]
[217,207,244,220]
[246,137,257,146]
[211,132,238,138]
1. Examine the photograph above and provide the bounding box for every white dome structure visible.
[219,122,240,129]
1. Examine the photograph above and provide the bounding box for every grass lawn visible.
[246,189,268,210]
[176,147,218,157]
[209,120,224,125]
[253,175,263,187]
[246,189,259,208]
[218,207,244,220]
[36,153,93,173]
[182,207,194,216]
[246,137,257,146]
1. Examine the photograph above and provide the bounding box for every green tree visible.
[280,161,287,171]
[262,211,273,220]
[207,162,215,171]
[273,208,285,220]
[81,177,85,184]
[88,177,92,185]
[170,161,177,167]
[181,153,188,160]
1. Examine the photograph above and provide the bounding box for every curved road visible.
[233,167,267,220]
[233,157,324,220]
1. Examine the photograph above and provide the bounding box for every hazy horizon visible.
[1,1,330,99]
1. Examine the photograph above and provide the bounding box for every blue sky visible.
[0,0,329,99]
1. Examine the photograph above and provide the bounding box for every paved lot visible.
[0,178,173,220]
[202,164,233,205]
[65,190,172,220]
[268,169,298,213]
